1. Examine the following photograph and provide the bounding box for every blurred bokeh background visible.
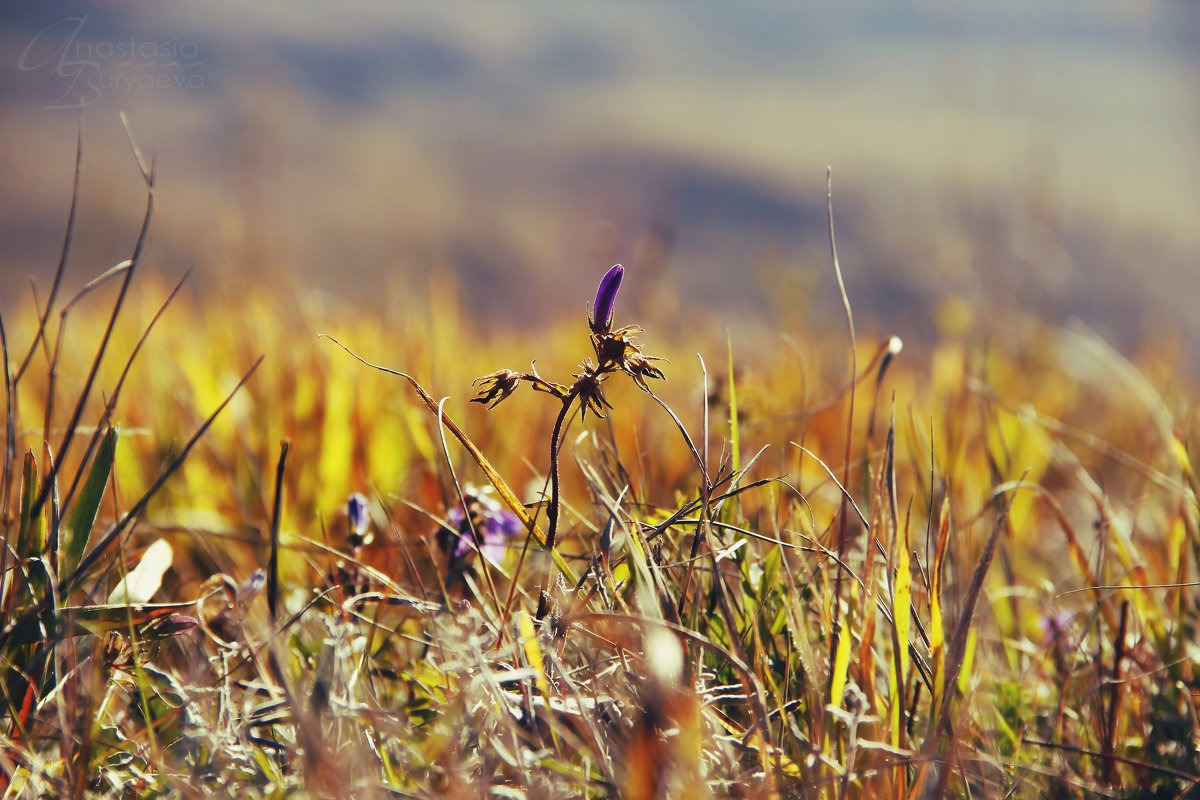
[2,1,1198,353]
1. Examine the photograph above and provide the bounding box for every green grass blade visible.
[728,329,740,479]
[18,450,43,557]
[61,426,117,584]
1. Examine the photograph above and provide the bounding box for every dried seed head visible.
[622,351,668,392]
[470,369,523,409]
[589,264,624,334]
[573,361,613,420]
[593,324,642,368]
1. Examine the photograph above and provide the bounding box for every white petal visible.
[108,539,173,605]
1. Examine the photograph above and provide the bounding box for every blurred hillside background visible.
[1,1,1197,353]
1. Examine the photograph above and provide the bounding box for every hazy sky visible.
[2,2,1197,348]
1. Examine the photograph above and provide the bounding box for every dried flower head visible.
[593,324,641,368]
[573,361,613,420]
[471,369,523,408]
[589,264,624,334]
[622,351,668,391]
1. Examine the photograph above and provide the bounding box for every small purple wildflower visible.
[1038,609,1075,646]
[345,492,374,548]
[441,486,523,566]
[589,264,624,334]
[239,568,267,603]
[347,492,369,535]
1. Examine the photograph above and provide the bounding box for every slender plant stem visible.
[536,393,577,620]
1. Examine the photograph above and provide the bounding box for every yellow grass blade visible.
[891,538,911,750]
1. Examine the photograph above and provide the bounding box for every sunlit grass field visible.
[3,150,1200,799]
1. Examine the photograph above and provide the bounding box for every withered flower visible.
[573,361,613,420]
[589,264,624,334]
[593,324,642,368]
[471,369,523,408]
[622,351,668,392]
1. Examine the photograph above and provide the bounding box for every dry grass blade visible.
[57,261,133,317]
[24,167,153,538]
[646,386,706,483]
[577,612,776,788]
[1022,738,1200,787]
[13,120,81,386]
[640,382,714,618]
[745,336,900,427]
[1,309,13,523]
[933,473,1026,740]
[268,440,290,623]
[826,168,858,635]
[791,443,871,532]
[60,270,190,524]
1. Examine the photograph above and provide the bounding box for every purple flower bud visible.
[347,492,369,537]
[590,264,624,334]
